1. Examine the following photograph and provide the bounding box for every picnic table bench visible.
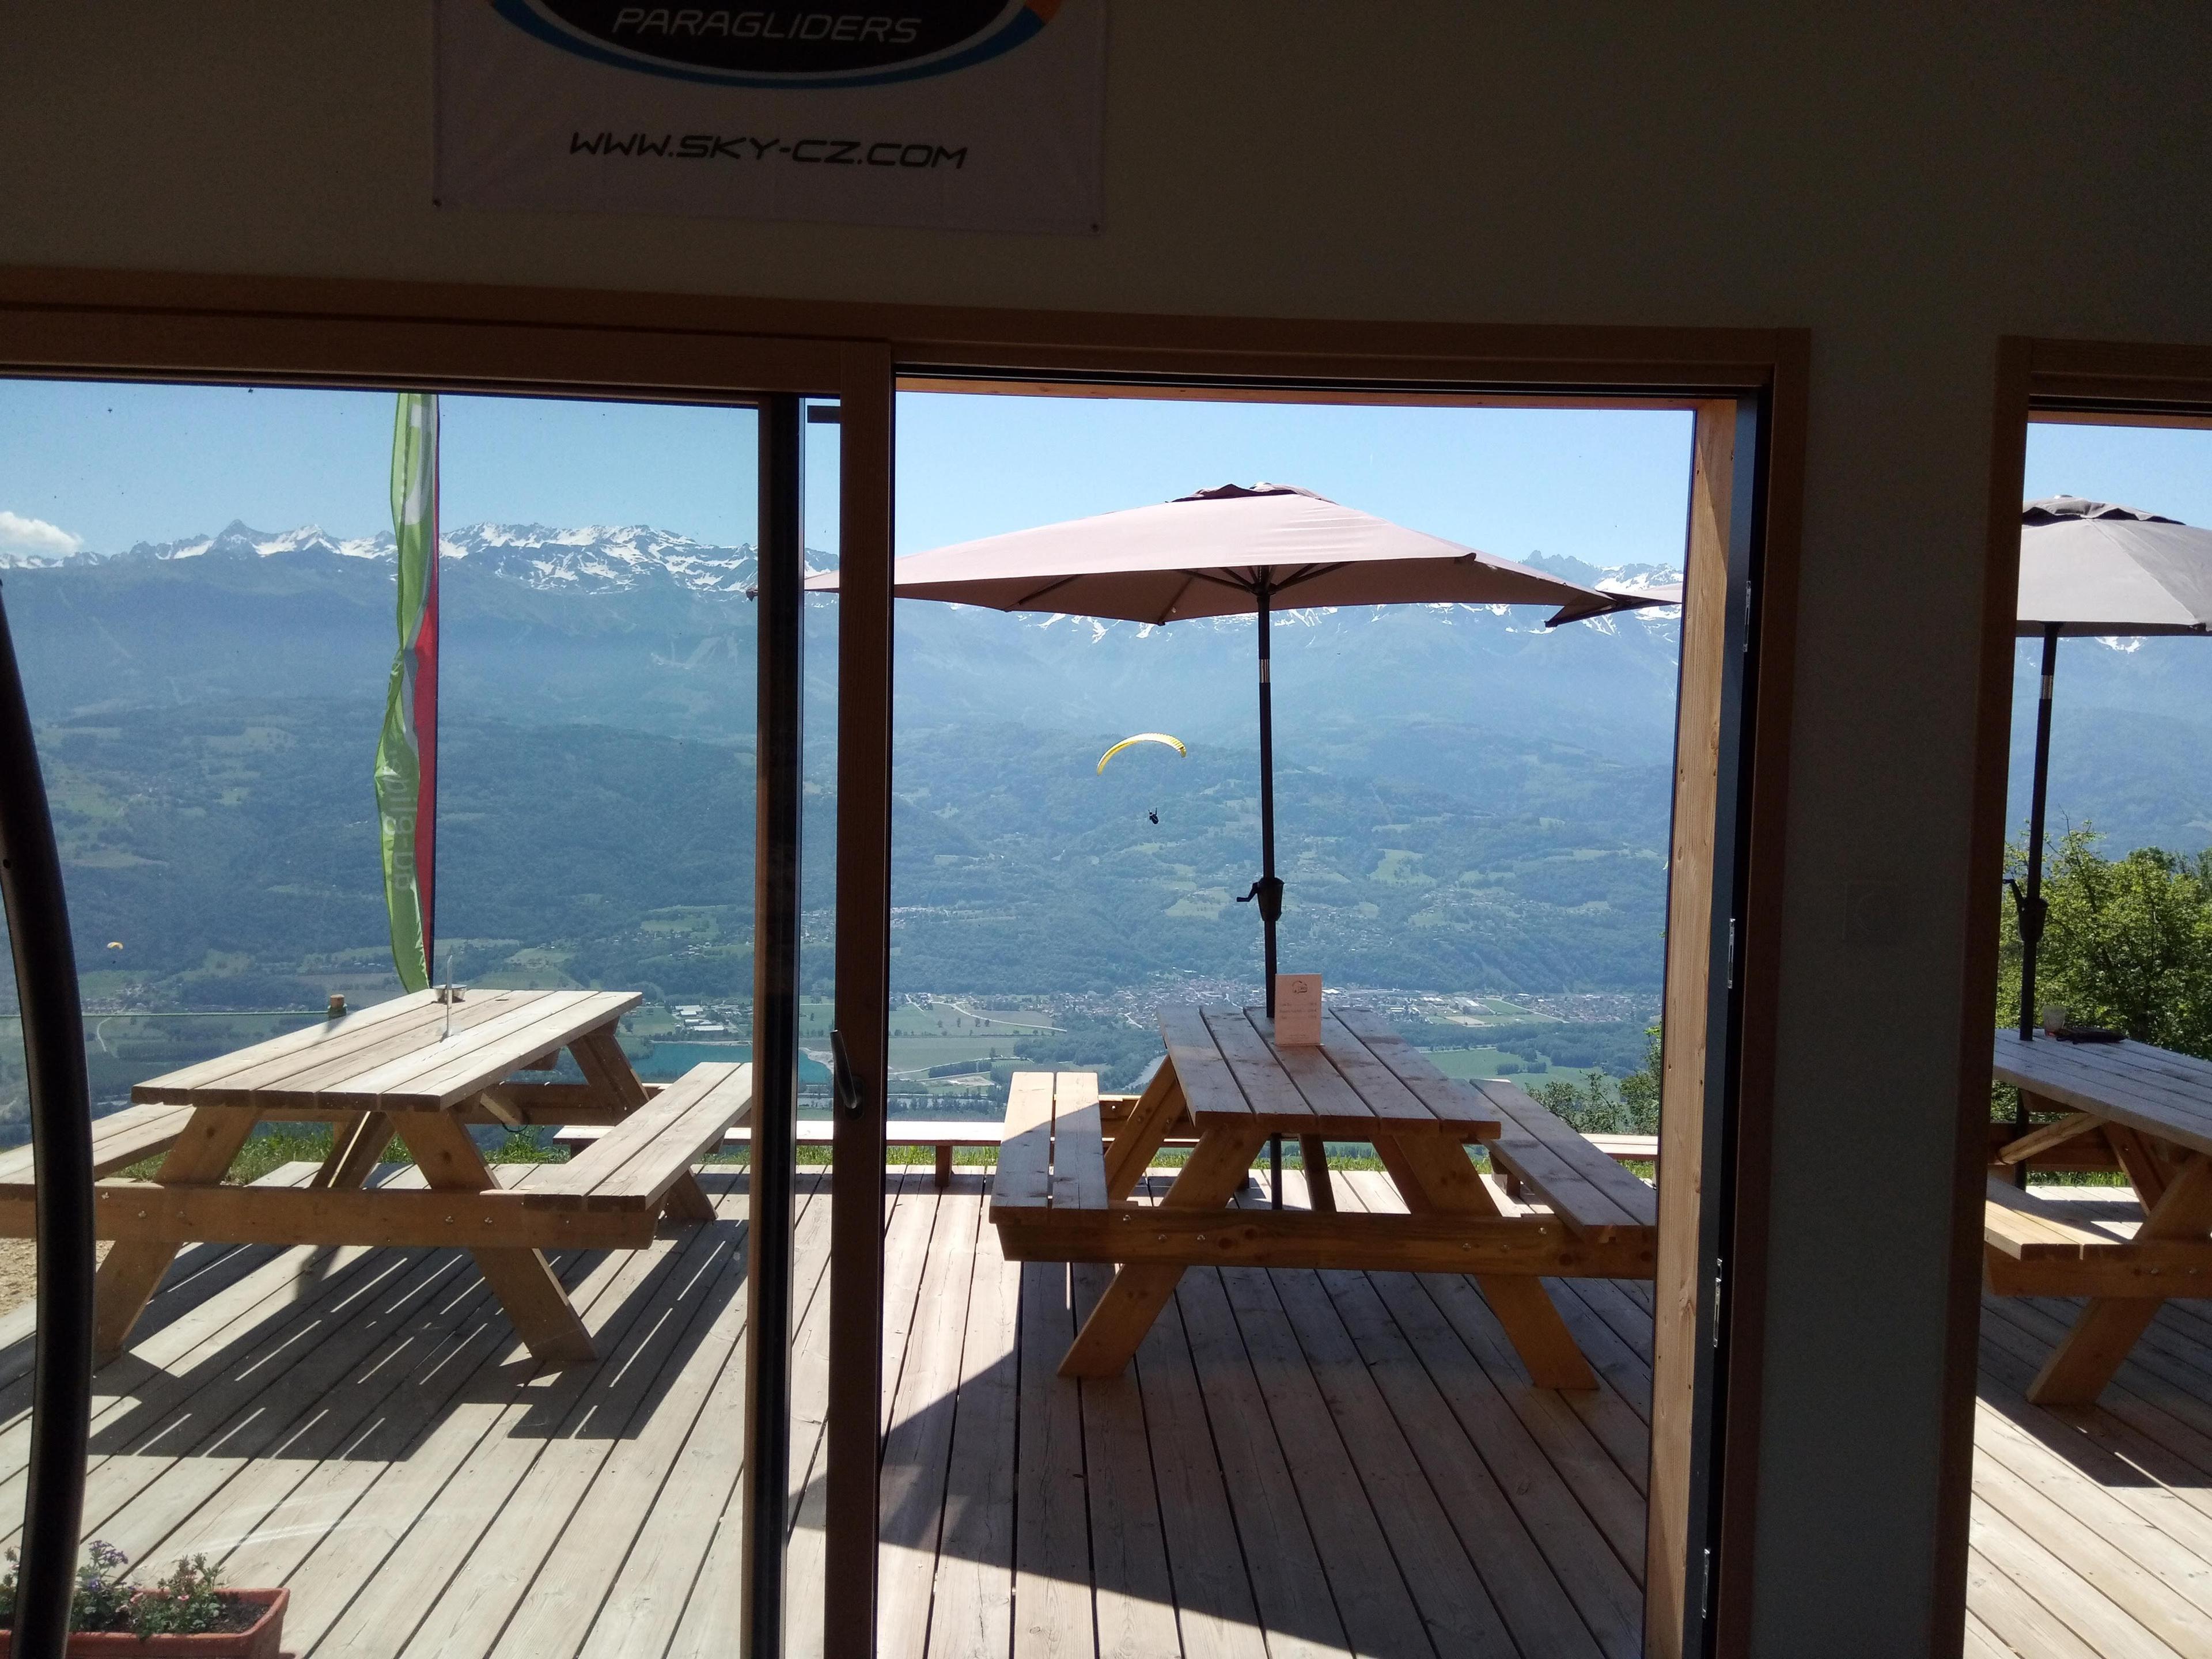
[991,1006,1656,1390]
[1987,1029,2212,1403]
[0,988,752,1368]
[554,1112,1208,1188]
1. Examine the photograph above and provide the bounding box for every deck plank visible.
[1969,1543,2112,1659]
[1972,1358,2212,1598]
[0,1171,446,1553]
[1982,1301,2212,1514]
[1126,1285,1267,1659]
[1012,1258,1092,1659]
[1971,1442,2212,1657]
[926,1180,1020,1659]
[1970,1497,2188,1659]
[1171,1266,1351,1659]
[881,1179,983,1659]
[495,1173,784,1659]
[1332,1172,1648,1583]
[1071,1261,1183,1659]
[1320,1264,1612,1659]
[668,1169,861,1659]
[14,1167,2212,1659]
[1214,1202,1447,1659]
[785,1171,920,1659]
[399,1207,751,1659]
[1981,1357,2212,1558]
[90,1248,482,1569]
[1262,1262,1522,1659]
[577,1173,769,1659]
[274,1215,715,1654]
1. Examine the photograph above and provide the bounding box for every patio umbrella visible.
[809,483,1644,1012]
[2011,497,2212,1047]
[1636,499,2212,1050]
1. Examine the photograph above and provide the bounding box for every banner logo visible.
[494,0,1062,87]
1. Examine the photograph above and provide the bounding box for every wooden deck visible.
[0,1169,2207,1656]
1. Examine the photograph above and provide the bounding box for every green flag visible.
[373,393,440,992]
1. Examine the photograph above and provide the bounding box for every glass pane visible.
[1968,421,2212,1653]
[779,400,840,1649]
[880,389,1691,1656]
[0,379,780,1657]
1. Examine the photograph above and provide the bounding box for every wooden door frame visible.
[0,265,1806,1659]
[1939,336,2212,1658]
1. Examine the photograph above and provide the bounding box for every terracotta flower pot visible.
[2,1588,289,1659]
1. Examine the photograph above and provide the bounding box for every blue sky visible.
[0,376,2202,567]
[0,380,1692,570]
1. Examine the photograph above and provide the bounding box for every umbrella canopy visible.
[2018,496,2212,637]
[2009,499,2212,1133]
[808,482,1641,1014]
[816,483,1631,626]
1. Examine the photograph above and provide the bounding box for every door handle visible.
[831,1028,863,1119]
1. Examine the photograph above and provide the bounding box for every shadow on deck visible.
[1,1170,2205,1657]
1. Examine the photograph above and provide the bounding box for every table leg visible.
[309,1111,392,1191]
[1060,1125,1267,1378]
[571,1022,713,1222]
[1103,1063,1185,1200]
[2029,1151,2212,1405]
[397,1111,595,1366]
[1376,1132,1597,1391]
[1299,1135,1336,1212]
[93,1107,257,1362]
[2103,1123,2171,1210]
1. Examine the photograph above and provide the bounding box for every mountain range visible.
[12,516,2208,1017]
[3,518,1691,761]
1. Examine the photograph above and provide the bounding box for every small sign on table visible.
[1274,974,1324,1046]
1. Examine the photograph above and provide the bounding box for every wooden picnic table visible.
[0,987,753,1368]
[991,1005,1660,1389]
[1988,1030,2212,1403]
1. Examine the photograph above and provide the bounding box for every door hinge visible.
[1726,917,1737,990]
[1699,1545,1714,1620]
[1711,1256,1725,1349]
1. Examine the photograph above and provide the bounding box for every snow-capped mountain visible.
[444,523,764,593]
[67,518,803,595]
[2,517,1698,766]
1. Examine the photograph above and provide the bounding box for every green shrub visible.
[1533,1025,1662,1134]
[1999,826,2212,1056]
[0,1540,243,1637]
[128,1555,231,1638]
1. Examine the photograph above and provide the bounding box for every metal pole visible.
[1255,581,1286,1206]
[2016,623,2061,1043]
[741,395,804,1658]
[0,582,96,1659]
[2009,623,2061,1187]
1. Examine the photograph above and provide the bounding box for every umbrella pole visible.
[1257,581,1285,1207]
[2012,624,2061,1185]
[1258,580,1281,1005]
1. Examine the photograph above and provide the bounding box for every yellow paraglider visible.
[1097,733,1188,774]
[107,941,124,951]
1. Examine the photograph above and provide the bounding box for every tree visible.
[1535,1024,1661,1134]
[1999,826,2212,1058]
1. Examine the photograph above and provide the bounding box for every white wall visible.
[7,6,2212,1652]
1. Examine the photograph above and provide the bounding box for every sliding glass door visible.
[0,348,895,1658]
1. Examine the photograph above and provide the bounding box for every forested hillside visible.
[10,519,1687,1013]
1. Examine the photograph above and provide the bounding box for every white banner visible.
[434,1,1105,234]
